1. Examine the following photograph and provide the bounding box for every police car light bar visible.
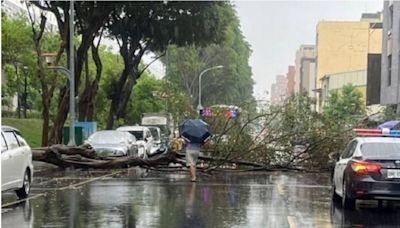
[354,128,400,137]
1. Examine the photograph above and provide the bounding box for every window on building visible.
[388,55,392,86]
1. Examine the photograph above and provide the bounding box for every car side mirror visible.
[328,152,340,162]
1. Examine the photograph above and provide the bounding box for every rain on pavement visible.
[2,163,400,228]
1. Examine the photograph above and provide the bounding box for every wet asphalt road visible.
[2,164,400,228]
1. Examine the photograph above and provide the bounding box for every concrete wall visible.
[381,1,400,105]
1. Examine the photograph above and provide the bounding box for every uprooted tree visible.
[33,87,374,172]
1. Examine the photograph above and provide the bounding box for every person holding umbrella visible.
[179,119,212,182]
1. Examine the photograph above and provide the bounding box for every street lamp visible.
[197,65,223,114]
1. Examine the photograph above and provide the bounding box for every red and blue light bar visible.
[354,128,400,137]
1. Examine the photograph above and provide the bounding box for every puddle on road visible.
[2,171,400,227]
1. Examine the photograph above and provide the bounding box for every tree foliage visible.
[164,5,254,107]
[201,87,368,170]
[323,84,366,129]
[105,1,234,129]
[126,75,165,125]
[2,2,247,147]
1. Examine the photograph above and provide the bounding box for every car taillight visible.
[351,160,382,174]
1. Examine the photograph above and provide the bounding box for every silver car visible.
[87,130,138,157]
[1,126,33,199]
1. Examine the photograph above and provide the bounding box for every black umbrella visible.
[179,119,212,144]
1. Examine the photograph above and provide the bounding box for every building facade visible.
[295,45,316,96]
[286,65,295,96]
[320,70,367,107]
[315,15,382,110]
[381,1,400,107]
[270,75,288,105]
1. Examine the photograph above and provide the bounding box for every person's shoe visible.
[191,179,197,182]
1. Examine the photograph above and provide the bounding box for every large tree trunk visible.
[41,95,50,146]
[32,145,180,169]
[49,89,69,145]
[78,42,103,121]
[27,8,53,146]
[106,70,139,129]
[106,67,132,129]
[106,40,146,129]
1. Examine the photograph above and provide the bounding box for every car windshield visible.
[149,128,160,141]
[128,131,143,140]
[361,142,400,159]
[89,131,128,144]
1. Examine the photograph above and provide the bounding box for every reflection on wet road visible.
[2,169,400,227]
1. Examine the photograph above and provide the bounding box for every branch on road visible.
[32,145,180,169]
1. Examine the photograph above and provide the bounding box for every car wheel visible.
[16,169,31,199]
[342,179,355,210]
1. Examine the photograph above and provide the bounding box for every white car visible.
[117,126,154,158]
[147,126,162,154]
[1,126,33,199]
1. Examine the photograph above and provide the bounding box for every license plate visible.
[387,169,400,178]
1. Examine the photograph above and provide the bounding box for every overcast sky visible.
[235,0,383,100]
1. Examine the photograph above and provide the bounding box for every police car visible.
[332,128,400,209]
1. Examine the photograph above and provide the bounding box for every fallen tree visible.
[32,144,183,169]
[31,91,376,172]
[31,145,314,172]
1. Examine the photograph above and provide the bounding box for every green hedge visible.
[2,118,43,148]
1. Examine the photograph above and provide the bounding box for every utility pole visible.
[68,0,76,146]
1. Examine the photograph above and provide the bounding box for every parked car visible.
[332,132,400,209]
[1,126,33,199]
[86,130,138,157]
[116,126,154,158]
